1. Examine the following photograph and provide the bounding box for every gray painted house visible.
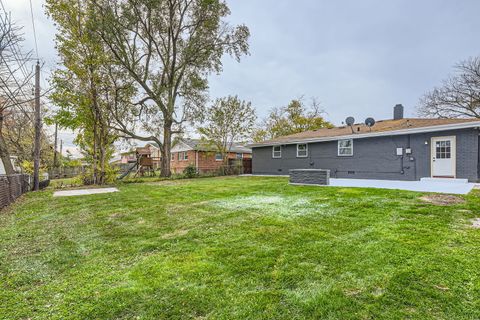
[248,105,480,182]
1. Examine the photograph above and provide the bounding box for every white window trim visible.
[338,139,353,156]
[182,151,188,161]
[272,146,282,158]
[236,153,243,159]
[296,144,308,158]
[215,153,223,161]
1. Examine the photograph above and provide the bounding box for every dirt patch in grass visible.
[419,194,465,206]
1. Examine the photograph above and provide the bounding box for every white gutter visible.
[248,121,480,147]
[195,150,199,171]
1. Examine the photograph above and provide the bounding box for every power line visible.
[28,0,39,61]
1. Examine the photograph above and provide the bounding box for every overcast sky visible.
[5,0,480,155]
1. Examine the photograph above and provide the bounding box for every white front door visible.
[431,136,456,178]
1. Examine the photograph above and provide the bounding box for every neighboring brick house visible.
[170,139,252,173]
[119,151,136,164]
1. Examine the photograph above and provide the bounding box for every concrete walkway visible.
[53,187,119,197]
[324,178,475,194]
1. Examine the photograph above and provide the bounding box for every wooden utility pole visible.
[53,122,58,168]
[32,61,41,191]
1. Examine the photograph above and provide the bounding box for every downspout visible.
[407,134,417,180]
[195,150,199,173]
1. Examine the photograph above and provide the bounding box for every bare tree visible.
[418,57,480,118]
[0,10,34,174]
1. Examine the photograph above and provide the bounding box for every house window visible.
[272,146,281,158]
[178,152,181,161]
[183,152,188,161]
[236,153,243,159]
[171,153,175,161]
[296,144,308,157]
[338,139,353,156]
[215,153,223,161]
[435,140,451,159]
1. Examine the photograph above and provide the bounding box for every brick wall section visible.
[253,128,480,182]
[290,169,330,185]
[170,150,197,173]
[170,151,251,173]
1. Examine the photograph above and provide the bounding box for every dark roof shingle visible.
[180,138,252,153]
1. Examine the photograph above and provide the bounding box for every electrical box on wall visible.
[405,148,412,154]
[396,148,403,156]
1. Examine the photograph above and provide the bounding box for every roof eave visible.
[247,121,480,148]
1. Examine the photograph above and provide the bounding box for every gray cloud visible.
[210,0,480,124]
[7,0,480,137]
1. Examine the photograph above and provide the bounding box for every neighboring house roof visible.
[248,118,480,147]
[174,138,252,153]
[136,146,152,155]
[109,157,121,164]
[145,143,160,149]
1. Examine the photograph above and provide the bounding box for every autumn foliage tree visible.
[93,0,250,177]
[47,0,119,184]
[198,95,256,163]
[253,98,333,142]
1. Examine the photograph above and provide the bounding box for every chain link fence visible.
[0,174,31,210]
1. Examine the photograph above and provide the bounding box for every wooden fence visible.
[0,174,31,210]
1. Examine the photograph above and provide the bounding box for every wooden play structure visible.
[134,147,155,177]
[118,147,158,179]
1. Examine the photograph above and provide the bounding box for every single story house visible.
[171,139,252,173]
[248,104,480,182]
[0,156,19,175]
[119,150,136,164]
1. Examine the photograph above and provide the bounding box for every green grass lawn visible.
[1,176,480,319]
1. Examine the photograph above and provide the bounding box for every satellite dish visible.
[365,117,376,127]
[345,117,355,126]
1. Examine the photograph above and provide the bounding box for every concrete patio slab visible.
[326,178,475,194]
[245,175,475,194]
[53,187,119,197]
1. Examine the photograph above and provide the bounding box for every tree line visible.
[45,0,334,183]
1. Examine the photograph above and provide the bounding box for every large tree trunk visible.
[161,121,172,177]
[98,120,107,185]
[0,111,14,175]
[53,122,58,168]
[92,117,98,184]
[90,74,99,185]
